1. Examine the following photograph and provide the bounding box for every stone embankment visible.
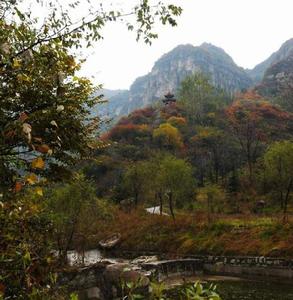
[59,255,293,299]
[202,255,293,279]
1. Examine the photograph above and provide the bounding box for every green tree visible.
[0,0,182,193]
[178,73,229,124]
[191,126,225,183]
[45,175,107,264]
[156,154,195,219]
[196,184,226,222]
[0,191,56,299]
[122,161,152,206]
[264,141,293,221]
[0,0,182,297]
[121,154,195,218]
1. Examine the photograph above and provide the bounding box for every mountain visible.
[98,39,293,119]
[96,89,130,118]
[125,43,252,114]
[248,38,293,83]
[256,55,293,97]
[254,39,293,108]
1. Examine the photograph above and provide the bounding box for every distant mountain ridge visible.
[248,38,293,83]
[98,38,293,119]
[254,39,293,103]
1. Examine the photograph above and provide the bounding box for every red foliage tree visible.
[117,107,157,126]
[106,124,151,144]
[225,94,292,182]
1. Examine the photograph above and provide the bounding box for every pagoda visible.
[162,92,176,105]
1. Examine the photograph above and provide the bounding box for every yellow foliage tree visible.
[153,123,183,150]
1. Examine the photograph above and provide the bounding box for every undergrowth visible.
[85,208,293,258]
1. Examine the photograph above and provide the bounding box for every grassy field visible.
[87,208,293,258]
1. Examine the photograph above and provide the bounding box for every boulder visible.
[101,263,150,299]
[131,256,159,265]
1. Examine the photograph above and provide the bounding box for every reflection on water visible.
[167,277,293,300]
[217,280,293,300]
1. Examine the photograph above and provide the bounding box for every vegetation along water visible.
[1,0,293,299]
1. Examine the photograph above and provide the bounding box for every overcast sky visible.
[78,0,293,90]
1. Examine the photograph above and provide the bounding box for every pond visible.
[217,279,293,300]
[67,250,293,299]
[166,276,293,300]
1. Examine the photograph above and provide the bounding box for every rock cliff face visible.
[248,38,293,84]
[254,39,293,105]
[99,39,293,119]
[256,55,293,97]
[97,89,130,117]
[125,43,252,114]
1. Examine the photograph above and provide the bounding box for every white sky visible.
[78,0,293,90]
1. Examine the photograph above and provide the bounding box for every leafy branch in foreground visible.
[0,0,182,65]
[0,0,182,298]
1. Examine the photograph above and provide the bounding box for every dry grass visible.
[88,208,293,258]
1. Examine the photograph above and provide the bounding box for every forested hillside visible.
[88,75,292,214]
[1,0,293,299]
[78,74,293,257]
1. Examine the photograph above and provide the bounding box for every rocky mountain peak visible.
[99,38,293,120]
[248,38,293,83]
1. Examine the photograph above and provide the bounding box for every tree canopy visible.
[0,0,182,298]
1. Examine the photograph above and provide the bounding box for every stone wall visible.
[141,259,204,281]
[199,255,293,279]
[59,255,293,299]
[113,251,293,280]
[58,261,150,300]
[58,262,108,299]
[139,256,293,281]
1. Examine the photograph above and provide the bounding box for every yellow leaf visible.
[35,187,43,197]
[16,73,30,82]
[31,157,45,169]
[12,58,21,68]
[26,173,38,185]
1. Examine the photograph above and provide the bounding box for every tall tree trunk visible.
[283,179,292,223]
[248,159,253,184]
[212,147,219,183]
[158,192,163,216]
[134,190,138,206]
[168,192,175,221]
[207,195,212,224]
[280,191,284,209]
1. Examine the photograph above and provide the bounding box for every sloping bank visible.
[88,210,293,258]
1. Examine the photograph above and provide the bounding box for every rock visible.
[77,287,101,300]
[215,262,224,272]
[131,256,159,265]
[103,263,149,287]
[119,198,135,212]
[102,263,150,299]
